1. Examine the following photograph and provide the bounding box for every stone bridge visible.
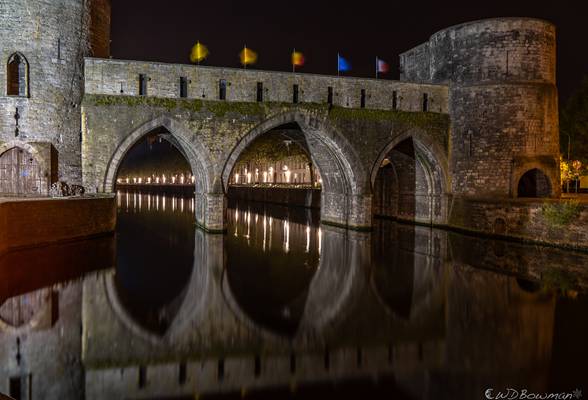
[81,59,450,232]
[79,17,560,234]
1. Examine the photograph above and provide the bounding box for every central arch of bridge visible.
[371,131,448,225]
[222,111,370,230]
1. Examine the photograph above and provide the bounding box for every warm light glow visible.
[235,173,240,183]
[263,171,268,183]
[285,170,291,183]
[306,225,310,253]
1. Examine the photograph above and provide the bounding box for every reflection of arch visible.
[221,110,368,228]
[6,52,29,97]
[517,168,552,198]
[371,130,448,224]
[0,141,50,195]
[103,116,214,194]
[0,289,52,334]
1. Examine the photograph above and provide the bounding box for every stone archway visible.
[102,116,222,231]
[371,131,449,225]
[221,110,371,230]
[517,168,552,198]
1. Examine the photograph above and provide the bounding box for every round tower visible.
[401,18,560,198]
[0,0,111,194]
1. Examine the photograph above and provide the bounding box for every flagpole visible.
[375,56,378,80]
[293,48,295,74]
[337,53,340,77]
[244,44,246,70]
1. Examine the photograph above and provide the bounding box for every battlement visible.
[84,58,449,113]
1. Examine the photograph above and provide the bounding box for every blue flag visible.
[338,54,351,73]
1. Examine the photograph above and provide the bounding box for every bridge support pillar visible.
[347,194,373,231]
[195,192,226,233]
[321,192,372,231]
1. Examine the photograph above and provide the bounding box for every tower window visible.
[392,90,398,110]
[139,74,148,96]
[422,93,429,112]
[293,84,299,104]
[256,82,263,102]
[360,89,366,108]
[57,38,62,60]
[7,53,29,97]
[219,79,227,100]
[327,86,333,105]
[179,77,188,98]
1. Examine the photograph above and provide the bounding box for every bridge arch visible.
[103,115,220,228]
[221,110,371,229]
[371,129,449,225]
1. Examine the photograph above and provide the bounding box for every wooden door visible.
[0,147,45,195]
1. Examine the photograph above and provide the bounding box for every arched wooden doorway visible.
[0,147,46,195]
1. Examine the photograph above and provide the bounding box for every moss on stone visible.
[327,106,450,131]
[84,94,203,112]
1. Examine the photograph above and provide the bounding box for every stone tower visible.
[0,0,111,194]
[400,18,560,198]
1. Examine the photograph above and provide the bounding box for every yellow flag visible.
[190,41,209,63]
[240,46,258,66]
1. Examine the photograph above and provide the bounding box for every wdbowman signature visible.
[484,388,582,400]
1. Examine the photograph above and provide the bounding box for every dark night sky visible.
[111,0,587,103]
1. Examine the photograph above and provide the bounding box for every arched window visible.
[517,168,551,198]
[7,53,29,97]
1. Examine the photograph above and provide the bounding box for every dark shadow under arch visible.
[517,168,551,198]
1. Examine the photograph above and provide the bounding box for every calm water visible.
[1,191,587,400]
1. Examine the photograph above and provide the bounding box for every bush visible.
[541,200,581,226]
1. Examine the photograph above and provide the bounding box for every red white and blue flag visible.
[376,57,390,77]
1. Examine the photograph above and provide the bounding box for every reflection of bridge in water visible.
[1,193,588,399]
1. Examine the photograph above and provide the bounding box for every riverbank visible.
[227,185,320,209]
[0,195,116,255]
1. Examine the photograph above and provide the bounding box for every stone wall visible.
[400,18,560,198]
[0,0,111,185]
[228,186,320,209]
[448,197,588,251]
[0,195,116,254]
[84,58,449,113]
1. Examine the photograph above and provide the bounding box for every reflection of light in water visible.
[190,198,194,213]
[245,211,251,242]
[133,192,137,211]
[126,192,129,211]
[172,197,176,212]
[318,228,322,255]
[306,225,310,253]
[181,198,184,213]
[162,196,166,211]
[262,214,267,252]
[156,195,159,211]
[117,191,121,207]
[269,217,273,250]
[283,220,290,253]
[138,193,142,210]
[234,208,239,237]
[148,194,151,211]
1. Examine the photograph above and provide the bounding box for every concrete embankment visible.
[0,195,116,255]
[228,186,320,209]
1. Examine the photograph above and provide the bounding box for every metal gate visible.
[0,147,46,196]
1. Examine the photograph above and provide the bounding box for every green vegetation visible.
[85,95,329,119]
[560,75,588,164]
[328,106,450,132]
[540,200,581,227]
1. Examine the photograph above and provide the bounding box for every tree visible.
[560,75,588,164]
